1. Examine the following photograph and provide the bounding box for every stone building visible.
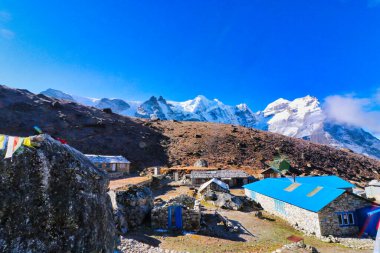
[260,167,283,179]
[86,155,131,174]
[365,180,380,201]
[191,169,255,187]
[151,195,201,231]
[244,176,374,237]
[198,178,230,194]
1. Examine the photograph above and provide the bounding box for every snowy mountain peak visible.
[41,89,75,102]
[263,98,290,116]
[40,88,380,159]
[236,103,250,111]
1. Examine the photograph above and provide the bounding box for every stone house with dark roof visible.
[244,176,375,237]
[191,169,255,187]
[85,154,131,174]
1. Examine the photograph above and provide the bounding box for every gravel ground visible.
[118,238,189,253]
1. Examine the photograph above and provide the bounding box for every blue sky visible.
[0,0,380,114]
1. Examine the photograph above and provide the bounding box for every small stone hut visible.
[244,176,374,237]
[191,169,254,187]
[260,167,283,179]
[86,155,131,174]
[198,178,230,194]
[151,195,201,231]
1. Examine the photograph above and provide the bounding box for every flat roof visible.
[191,169,252,179]
[276,175,355,189]
[85,154,130,164]
[244,177,346,212]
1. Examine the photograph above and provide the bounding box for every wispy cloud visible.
[0,11,14,40]
[0,11,11,22]
[0,28,14,39]
[324,91,380,137]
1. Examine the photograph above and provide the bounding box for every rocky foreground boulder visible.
[0,135,115,253]
[109,185,154,234]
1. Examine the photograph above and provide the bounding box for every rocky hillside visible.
[0,85,168,169]
[2,85,380,184]
[41,89,380,160]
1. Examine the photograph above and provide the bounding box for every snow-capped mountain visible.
[261,96,325,139]
[40,89,380,159]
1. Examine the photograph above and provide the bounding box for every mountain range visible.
[41,88,380,159]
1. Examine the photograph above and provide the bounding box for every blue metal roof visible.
[277,176,355,189]
[244,177,346,212]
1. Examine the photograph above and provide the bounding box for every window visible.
[336,212,355,226]
[274,199,286,215]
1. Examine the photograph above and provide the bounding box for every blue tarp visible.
[356,205,380,238]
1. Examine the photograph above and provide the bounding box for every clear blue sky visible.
[0,0,380,110]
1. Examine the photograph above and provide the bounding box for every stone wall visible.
[151,196,201,231]
[151,206,201,231]
[247,189,321,236]
[318,193,370,236]
[95,162,130,174]
[246,189,373,237]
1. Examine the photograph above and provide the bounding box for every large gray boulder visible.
[0,135,115,253]
[213,192,244,210]
[109,185,153,234]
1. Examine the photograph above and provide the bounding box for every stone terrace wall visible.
[246,189,321,236]
[318,192,371,237]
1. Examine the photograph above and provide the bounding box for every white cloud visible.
[324,93,380,136]
[0,28,14,39]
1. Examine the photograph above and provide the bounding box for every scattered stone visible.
[118,237,188,253]
[272,241,319,253]
[338,237,374,250]
[206,191,244,210]
[193,159,208,167]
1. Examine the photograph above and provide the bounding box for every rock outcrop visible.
[109,185,154,234]
[193,159,208,167]
[0,135,115,253]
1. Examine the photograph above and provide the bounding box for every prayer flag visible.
[5,137,24,159]
[23,137,33,148]
[0,135,7,150]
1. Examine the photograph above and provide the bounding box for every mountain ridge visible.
[40,88,380,159]
[2,85,380,186]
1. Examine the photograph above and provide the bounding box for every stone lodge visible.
[244,176,375,237]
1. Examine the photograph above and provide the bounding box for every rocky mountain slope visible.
[40,89,380,159]
[2,85,380,184]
